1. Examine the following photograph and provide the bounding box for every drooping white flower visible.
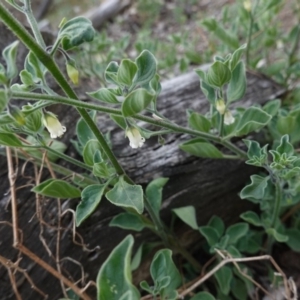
[243,0,251,12]
[42,111,66,138]
[224,110,235,125]
[125,127,145,149]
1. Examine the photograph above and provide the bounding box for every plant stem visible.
[245,8,254,66]
[267,179,282,253]
[271,181,282,229]
[42,145,93,172]
[11,91,248,159]
[23,0,46,48]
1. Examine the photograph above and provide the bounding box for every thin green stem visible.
[49,38,61,57]
[271,181,282,229]
[24,0,46,48]
[267,175,282,253]
[42,145,93,172]
[11,91,248,159]
[219,114,224,137]
[246,10,254,66]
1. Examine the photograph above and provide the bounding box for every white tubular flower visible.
[216,99,226,115]
[224,110,235,125]
[42,111,66,138]
[126,127,145,149]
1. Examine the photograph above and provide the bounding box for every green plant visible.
[0,1,299,300]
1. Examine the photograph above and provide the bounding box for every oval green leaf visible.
[76,184,106,226]
[106,176,144,214]
[122,88,154,117]
[97,235,140,300]
[32,179,81,199]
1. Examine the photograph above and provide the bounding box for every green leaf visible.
[231,277,248,300]
[145,177,168,216]
[97,235,140,300]
[88,88,119,104]
[191,292,216,300]
[195,69,216,104]
[150,74,162,96]
[285,228,300,251]
[32,179,81,199]
[83,139,101,166]
[0,89,9,113]
[214,266,232,295]
[266,228,288,242]
[201,18,239,49]
[244,140,261,159]
[188,112,211,132]
[227,61,246,103]
[226,223,249,244]
[122,88,154,117]
[109,212,147,231]
[229,44,247,71]
[0,133,23,147]
[276,134,294,156]
[234,107,272,136]
[20,70,35,86]
[277,115,296,134]
[110,114,127,130]
[106,176,144,214]
[2,40,19,80]
[179,138,223,158]
[93,162,114,179]
[75,184,106,226]
[207,61,231,88]
[172,206,198,230]
[208,216,225,238]
[58,17,95,50]
[199,226,219,247]
[150,249,181,298]
[134,50,157,86]
[117,59,137,87]
[131,243,144,271]
[263,99,281,117]
[240,175,269,200]
[25,52,45,83]
[23,106,43,132]
[105,61,119,85]
[76,112,96,146]
[240,211,262,227]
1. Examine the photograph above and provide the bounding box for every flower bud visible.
[42,111,66,138]
[66,63,79,85]
[216,99,226,115]
[243,0,251,12]
[125,126,145,149]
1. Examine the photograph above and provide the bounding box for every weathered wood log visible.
[0,25,285,299]
[82,0,132,30]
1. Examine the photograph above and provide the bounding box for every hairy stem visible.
[42,145,93,172]
[12,91,248,159]
[24,0,46,48]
